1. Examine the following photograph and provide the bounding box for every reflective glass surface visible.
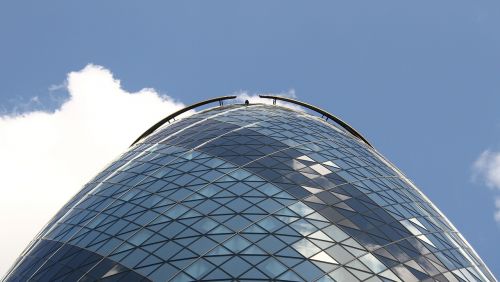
[4,104,495,281]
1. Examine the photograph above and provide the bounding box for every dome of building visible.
[4,97,495,281]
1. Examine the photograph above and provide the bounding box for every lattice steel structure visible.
[4,98,496,281]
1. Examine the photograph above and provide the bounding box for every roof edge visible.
[130,96,236,146]
[259,95,373,148]
[130,95,373,149]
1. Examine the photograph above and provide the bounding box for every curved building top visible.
[4,97,495,281]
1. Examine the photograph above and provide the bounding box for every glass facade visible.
[4,103,495,281]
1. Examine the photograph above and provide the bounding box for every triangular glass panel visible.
[222,235,251,253]
[310,251,338,264]
[308,230,334,242]
[239,267,268,280]
[303,186,323,194]
[101,264,127,278]
[241,245,266,255]
[257,257,287,278]
[203,268,232,280]
[278,270,305,281]
[298,155,314,162]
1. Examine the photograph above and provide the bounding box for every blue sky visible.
[0,1,499,278]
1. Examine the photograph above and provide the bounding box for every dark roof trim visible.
[259,95,373,148]
[130,96,237,146]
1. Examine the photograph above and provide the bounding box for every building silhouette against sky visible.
[3,97,495,281]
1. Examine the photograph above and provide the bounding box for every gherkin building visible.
[4,96,495,282]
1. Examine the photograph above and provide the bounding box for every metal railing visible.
[259,95,373,148]
[130,95,372,148]
[130,96,237,146]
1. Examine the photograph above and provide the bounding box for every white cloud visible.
[473,150,500,189]
[473,150,500,223]
[0,64,184,276]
